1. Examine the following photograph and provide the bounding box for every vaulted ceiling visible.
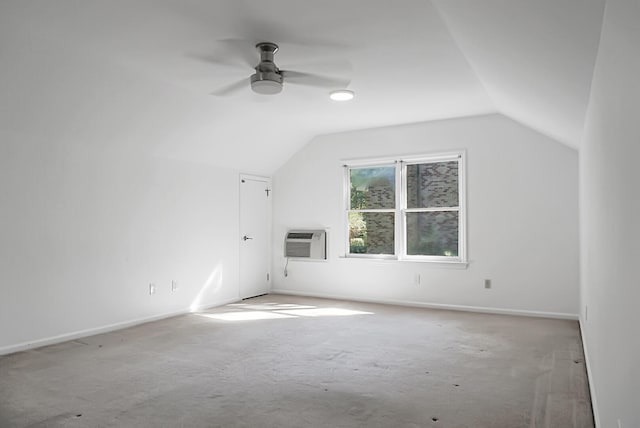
[0,1,604,175]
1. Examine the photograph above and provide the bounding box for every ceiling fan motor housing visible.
[251,42,283,94]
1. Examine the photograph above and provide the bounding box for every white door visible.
[239,175,271,299]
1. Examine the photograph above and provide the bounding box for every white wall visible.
[272,114,579,317]
[0,12,249,354]
[580,0,640,426]
[0,132,241,354]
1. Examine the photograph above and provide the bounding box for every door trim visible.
[239,174,272,299]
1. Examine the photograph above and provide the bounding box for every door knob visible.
[242,235,253,241]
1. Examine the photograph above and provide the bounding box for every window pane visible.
[406,161,458,208]
[406,211,458,257]
[350,166,396,209]
[349,211,394,255]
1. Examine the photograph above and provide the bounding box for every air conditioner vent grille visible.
[286,242,311,258]
[287,232,314,239]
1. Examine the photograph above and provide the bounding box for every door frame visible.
[239,173,272,299]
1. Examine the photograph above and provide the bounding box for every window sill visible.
[338,256,468,269]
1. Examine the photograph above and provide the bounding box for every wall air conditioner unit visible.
[285,230,327,260]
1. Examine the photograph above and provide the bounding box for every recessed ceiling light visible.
[329,90,354,101]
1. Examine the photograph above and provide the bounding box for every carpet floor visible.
[0,295,593,427]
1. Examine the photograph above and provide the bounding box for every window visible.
[348,165,397,255]
[345,152,466,263]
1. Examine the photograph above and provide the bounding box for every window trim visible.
[343,151,467,264]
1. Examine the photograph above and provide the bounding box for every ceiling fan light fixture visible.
[251,71,283,95]
[251,78,283,95]
[330,89,354,101]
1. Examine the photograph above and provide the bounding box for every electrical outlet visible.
[149,283,156,295]
[484,279,491,289]
[171,280,178,292]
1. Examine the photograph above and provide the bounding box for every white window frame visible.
[343,151,467,264]
[344,160,400,260]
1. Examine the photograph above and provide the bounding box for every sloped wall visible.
[0,12,246,354]
[272,114,579,317]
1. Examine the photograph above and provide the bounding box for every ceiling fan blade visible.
[214,38,258,68]
[189,39,257,70]
[283,60,353,77]
[281,70,351,89]
[210,78,248,96]
[187,53,249,70]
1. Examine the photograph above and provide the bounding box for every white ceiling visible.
[0,1,604,174]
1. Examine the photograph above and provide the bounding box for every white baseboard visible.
[579,318,600,427]
[271,288,579,320]
[0,296,240,356]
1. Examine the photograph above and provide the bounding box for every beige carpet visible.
[0,295,593,427]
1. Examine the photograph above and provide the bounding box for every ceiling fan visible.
[210,42,351,96]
